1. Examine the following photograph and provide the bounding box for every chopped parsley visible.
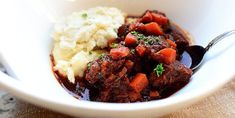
[130,31,160,45]
[110,43,118,48]
[81,13,88,18]
[131,31,147,41]
[87,63,91,70]
[154,63,165,77]
[99,53,106,58]
[146,36,160,45]
[130,48,135,54]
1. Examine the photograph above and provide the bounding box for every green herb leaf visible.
[130,31,159,45]
[87,63,91,70]
[99,53,106,58]
[154,63,165,77]
[110,43,118,48]
[131,31,146,41]
[81,13,88,18]
[130,49,135,54]
[130,31,138,36]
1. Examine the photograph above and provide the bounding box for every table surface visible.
[0,78,234,118]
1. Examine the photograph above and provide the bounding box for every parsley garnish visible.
[131,31,147,41]
[154,63,165,77]
[81,13,88,18]
[130,31,138,35]
[110,43,118,48]
[130,31,159,45]
[147,36,160,45]
[87,63,91,70]
[130,49,135,54]
[99,53,106,58]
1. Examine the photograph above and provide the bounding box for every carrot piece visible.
[140,11,153,23]
[144,22,163,35]
[150,90,160,98]
[125,33,138,46]
[166,39,177,49]
[135,45,146,56]
[130,73,149,92]
[110,47,130,59]
[151,13,169,25]
[157,48,176,64]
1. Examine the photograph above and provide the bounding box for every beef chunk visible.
[118,24,130,39]
[84,55,132,102]
[171,31,189,55]
[85,55,125,85]
[149,61,192,89]
[84,61,101,84]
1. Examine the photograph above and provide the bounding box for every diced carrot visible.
[140,11,153,23]
[151,13,169,25]
[125,60,134,72]
[125,33,138,46]
[130,73,149,92]
[144,22,163,35]
[150,90,160,98]
[157,48,176,64]
[166,39,177,49]
[110,47,130,59]
[135,45,146,56]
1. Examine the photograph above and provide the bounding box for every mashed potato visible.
[52,7,125,83]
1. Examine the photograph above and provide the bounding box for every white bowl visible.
[1,0,235,117]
